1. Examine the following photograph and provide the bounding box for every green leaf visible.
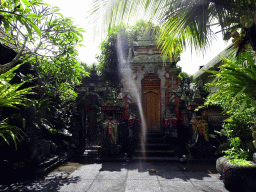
[21,0,31,5]
[0,132,9,145]
[26,18,41,36]
[1,0,7,7]
[3,20,10,33]
[23,20,32,37]
[55,12,63,17]
[53,6,60,12]
[27,13,41,19]
[209,134,216,138]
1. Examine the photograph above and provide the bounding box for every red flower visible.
[164,119,170,127]
[128,119,134,126]
[136,119,141,126]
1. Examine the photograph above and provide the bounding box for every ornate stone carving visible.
[131,55,173,63]
[148,49,154,55]
[128,48,133,61]
[157,66,166,77]
[132,41,139,46]
[141,75,161,86]
[146,63,155,73]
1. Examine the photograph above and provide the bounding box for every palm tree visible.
[89,0,256,57]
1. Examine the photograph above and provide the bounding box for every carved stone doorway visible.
[142,75,161,131]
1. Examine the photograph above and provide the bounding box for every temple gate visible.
[120,31,182,133]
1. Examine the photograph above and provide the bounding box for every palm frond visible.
[88,0,254,62]
[0,117,26,150]
[158,0,219,57]
[88,0,168,38]
[207,51,256,113]
[0,64,34,149]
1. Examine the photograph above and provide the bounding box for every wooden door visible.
[142,76,161,131]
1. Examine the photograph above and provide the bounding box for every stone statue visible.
[102,115,118,145]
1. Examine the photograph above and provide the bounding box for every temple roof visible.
[130,32,176,64]
[193,44,233,81]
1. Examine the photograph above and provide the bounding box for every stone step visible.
[146,132,165,139]
[97,156,216,163]
[95,156,181,163]
[132,156,180,163]
[37,155,59,170]
[146,137,165,144]
[84,149,98,155]
[138,143,173,151]
[134,149,176,157]
[35,151,75,175]
[132,156,217,163]
[85,145,100,150]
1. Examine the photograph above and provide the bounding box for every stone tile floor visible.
[0,159,231,192]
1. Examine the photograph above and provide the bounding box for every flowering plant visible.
[136,119,141,126]
[192,117,209,141]
[198,120,209,141]
[128,119,135,126]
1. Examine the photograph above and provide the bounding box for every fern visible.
[0,64,35,150]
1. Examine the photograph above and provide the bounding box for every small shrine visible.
[120,32,182,133]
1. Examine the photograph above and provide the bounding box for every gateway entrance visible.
[142,75,161,131]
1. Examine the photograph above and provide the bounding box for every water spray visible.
[117,32,147,159]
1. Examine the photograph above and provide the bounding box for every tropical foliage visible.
[204,51,256,113]
[178,72,195,106]
[0,64,34,150]
[0,63,34,108]
[96,24,126,89]
[202,51,256,160]
[89,0,256,58]
[0,1,88,150]
[1,1,86,100]
[0,0,42,37]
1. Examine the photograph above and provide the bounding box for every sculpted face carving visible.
[146,63,155,74]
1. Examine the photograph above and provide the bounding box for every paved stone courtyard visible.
[1,160,229,192]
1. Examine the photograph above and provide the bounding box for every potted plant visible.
[251,120,256,163]
[216,156,229,177]
[223,159,256,191]
[222,136,256,191]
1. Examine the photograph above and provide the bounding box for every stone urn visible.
[253,153,256,163]
[223,160,256,191]
[216,156,228,176]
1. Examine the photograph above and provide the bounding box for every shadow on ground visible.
[1,155,227,192]
[1,175,81,192]
[0,155,96,192]
[99,160,219,181]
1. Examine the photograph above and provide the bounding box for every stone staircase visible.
[133,131,180,162]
